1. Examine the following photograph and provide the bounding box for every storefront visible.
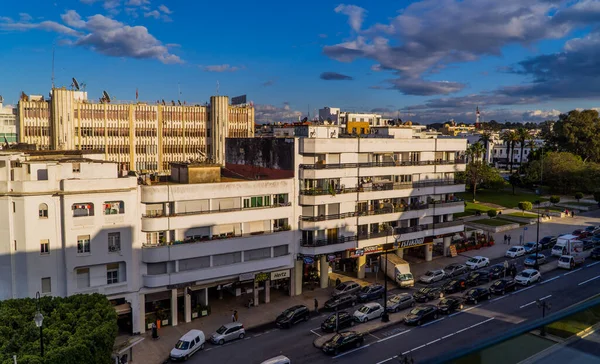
[110,298,133,335]
[399,237,431,260]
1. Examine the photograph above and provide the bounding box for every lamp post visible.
[381,225,393,323]
[536,299,551,336]
[34,292,44,357]
[534,200,541,271]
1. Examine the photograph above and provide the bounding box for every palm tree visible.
[467,142,486,162]
[501,130,519,173]
[526,139,536,162]
[478,131,493,163]
[516,128,530,169]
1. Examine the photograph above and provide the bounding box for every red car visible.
[573,229,590,239]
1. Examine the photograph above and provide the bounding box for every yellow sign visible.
[449,245,457,257]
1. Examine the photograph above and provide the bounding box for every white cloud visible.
[19,13,32,22]
[255,103,303,123]
[334,4,366,32]
[126,0,149,5]
[201,64,242,72]
[158,5,172,14]
[144,10,160,19]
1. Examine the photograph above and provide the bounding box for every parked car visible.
[538,236,557,249]
[387,293,415,313]
[404,305,439,326]
[463,287,491,304]
[585,226,597,233]
[444,263,467,277]
[260,356,290,364]
[437,297,464,314]
[357,284,384,302]
[505,246,526,258]
[442,278,467,294]
[489,264,507,279]
[323,294,357,310]
[489,278,517,295]
[466,270,491,286]
[170,329,205,362]
[515,269,541,286]
[419,269,446,284]
[413,287,443,302]
[332,281,361,297]
[573,229,590,239]
[524,253,546,266]
[582,238,597,251]
[353,302,384,323]
[210,323,245,345]
[321,331,364,356]
[275,305,310,328]
[321,311,355,332]
[465,256,490,270]
[591,247,600,259]
[523,242,539,254]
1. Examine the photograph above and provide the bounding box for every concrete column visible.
[319,255,329,288]
[264,280,271,303]
[184,292,192,323]
[294,260,303,296]
[424,244,433,262]
[200,288,208,306]
[170,289,178,327]
[138,293,146,334]
[396,249,404,259]
[443,236,452,256]
[253,282,259,306]
[357,255,367,279]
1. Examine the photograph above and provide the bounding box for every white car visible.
[465,256,490,270]
[505,246,526,258]
[419,269,446,284]
[515,269,541,285]
[353,302,384,323]
[170,329,205,361]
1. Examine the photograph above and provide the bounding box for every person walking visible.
[335,277,341,287]
[571,210,575,218]
[508,234,512,245]
[314,298,319,313]
[231,311,236,322]
[503,260,509,277]
[234,310,238,322]
[504,234,508,245]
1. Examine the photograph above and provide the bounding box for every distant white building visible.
[0,97,17,145]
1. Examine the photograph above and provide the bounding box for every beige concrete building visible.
[18,89,254,172]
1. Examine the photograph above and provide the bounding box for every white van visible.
[170,329,205,361]
[551,241,568,257]
[260,355,291,364]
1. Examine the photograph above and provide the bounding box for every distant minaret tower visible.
[475,106,481,129]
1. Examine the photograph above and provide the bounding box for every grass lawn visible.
[534,206,564,212]
[546,307,600,338]
[458,189,547,209]
[474,218,514,227]
[454,202,495,218]
[506,212,539,218]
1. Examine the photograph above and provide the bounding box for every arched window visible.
[39,203,48,219]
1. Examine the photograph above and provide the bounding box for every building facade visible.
[17,89,254,172]
[0,97,17,144]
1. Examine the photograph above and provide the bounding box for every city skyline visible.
[1,0,600,123]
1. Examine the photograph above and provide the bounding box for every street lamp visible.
[34,292,44,357]
[534,200,541,271]
[536,299,552,336]
[381,225,393,323]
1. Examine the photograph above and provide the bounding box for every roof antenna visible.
[51,43,55,89]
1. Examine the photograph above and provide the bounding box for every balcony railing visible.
[299,158,466,170]
[299,180,463,196]
[142,202,292,218]
[142,227,291,248]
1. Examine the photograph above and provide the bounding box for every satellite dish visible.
[102,91,111,103]
[72,78,80,91]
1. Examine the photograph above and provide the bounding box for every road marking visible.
[421,317,445,327]
[369,333,380,340]
[205,348,212,352]
[490,295,508,302]
[441,332,455,339]
[377,329,411,343]
[375,355,398,364]
[578,274,600,286]
[381,327,405,337]
[520,295,552,309]
[455,317,495,334]
[253,333,262,337]
[463,304,481,312]
[539,294,552,301]
[244,337,251,340]
[332,343,371,359]
[540,276,560,285]
[311,327,321,331]
[310,330,322,337]
[512,285,535,294]
[586,261,600,268]
[426,338,441,345]
[564,268,583,275]
[448,312,462,318]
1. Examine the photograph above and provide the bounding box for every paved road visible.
[185,250,600,364]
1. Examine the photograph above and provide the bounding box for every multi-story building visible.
[0,96,17,145]
[17,88,254,172]
[440,121,476,136]
[491,138,544,170]
[318,107,391,131]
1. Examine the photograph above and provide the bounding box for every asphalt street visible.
[186,245,600,364]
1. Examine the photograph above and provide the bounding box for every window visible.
[243,198,250,208]
[72,163,81,173]
[41,277,51,293]
[251,196,263,207]
[108,232,121,252]
[244,247,272,261]
[274,245,289,257]
[104,201,125,215]
[40,239,49,254]
[107,263,119,284]
[12,201,15,213]
[212,252,242,267]
[274,194,289,205]
[77,268,90,288]
[274,218,289,231]
[39,203,48,218]
[77,235,91,254]
[72,203,94,217]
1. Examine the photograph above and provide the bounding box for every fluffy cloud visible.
[334,4,366,32]
[0,10,182,64]
[320,71,353,81]
[158,5,172,14]
[126,0,149,5]
[255,102,303,124]
[201,64,242,72]
[144,10,160,19]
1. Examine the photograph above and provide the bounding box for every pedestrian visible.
[234,310,238,322]
[511,265,517,279]
[503,260,509,277]
[572,210,575,218]
[335,277,341,287]
[231,311,236,322]
[508,234,512,245]
[504,234,508,245]
[314,298,319,313]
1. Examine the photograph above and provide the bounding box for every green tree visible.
[516,128,530,168]
[464,161,503,202]
[518,201,533,215]
[508,173,521,195]
[550,109,600,162]
[478,131,493,162]
[549,195,560,205]
[487,209,497,218]
[542,152,585,194]
[466,142,486,162]
[575,192,584,202]
[501,130,519,173]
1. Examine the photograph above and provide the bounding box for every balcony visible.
[299,180,461,196]
[299,159,466,170]
[142,202,292,218]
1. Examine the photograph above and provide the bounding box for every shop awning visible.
[113,303,131,315]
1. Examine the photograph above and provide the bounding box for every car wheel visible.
[218,339,224,345]
[239,333,245,340]
[433,313,438,320]
[459,304,464,310]
[379,311,383,317]
[487,294,491,300]
[184,355,189,361]
[363,317,368,323]
[411,302,416,307]
[304,315,309,321]
[527,281,531,286]
[355,341,362,348]
[501,290,505,295]
[350,320,355,326]
[473,299,478,304]
[334,349,339,356]
[417,320,422,326]
[200,343,205,350]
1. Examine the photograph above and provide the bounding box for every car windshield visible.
[326,314,341,323]
[520,272,532,277]
[468,258,479,263]
[389,295,402,303]
[492,280,503,287]
[525,243,534,247]
[467,289,477,295]
[216,326,227,334]
[468,272,477,279]
[559,257,571,262]
[336,283,347,290]
[425,271,434,276]
[418,288,430,293]
[282,309,295,318]
[360,286,371,293]
[439,298,450,304]
[409,307,426,315]
[527,254,538,259]
[399,273,413,281]
[175,340,189,350]
[330,334,343,344]
[447,280,457,285]
[358,306,370,314]
[509,247,518,252]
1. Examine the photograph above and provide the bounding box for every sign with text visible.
[231,95,247,105]
[449,245,458,257]
[270,270,290,281]
[255,272,269,283]
[399,237,426,249]
[239,272,256,282]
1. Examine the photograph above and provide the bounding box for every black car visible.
[437,297,464,314]
[320,311,355,332]
[489,264,506,279]
[322,331,364,355]
[466,270,491,286]
[591,247,600,259]
[442,278,467,294]
[404,305,439,326]
[357,284,384,302]
[323,294,356,310]
[538,236,557,249]
[489,278,517,295]
[463,288,491,304]
[275,305,310,328]
[444,263,468,277]
[413,287,443,303]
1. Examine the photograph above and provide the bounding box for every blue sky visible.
[1,0,600,123]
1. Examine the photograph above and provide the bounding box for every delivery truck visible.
[552,234,581,257]
[558,240,585,270]
[379,254,414,287]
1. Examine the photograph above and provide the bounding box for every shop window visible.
[212,252,242,267]
[72,203,94,217]
[40,239,49,255]
[274,245,289,257]
[39,203,48,218]
[108,232,121,252]
[245,247,272,261]
[106,263,119,285]
[77,268,90,288]
[77,235,91,254]
[41,277,51,294]
[104,201,124,215]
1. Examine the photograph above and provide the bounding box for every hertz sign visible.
[270,270,290,281]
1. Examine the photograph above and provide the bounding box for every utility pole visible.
[537,299,552,336]
[534,200,541,271]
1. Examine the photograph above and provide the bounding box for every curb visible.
[313,318,401,349]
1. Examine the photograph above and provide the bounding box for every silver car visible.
[210,322,246,345]
[332,281,361,297]
[386,293,415,313]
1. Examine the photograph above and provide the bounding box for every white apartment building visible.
[294,125,466,283]
[0,97,17,145]
[318,107,390,129]
[492,138,544,170]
